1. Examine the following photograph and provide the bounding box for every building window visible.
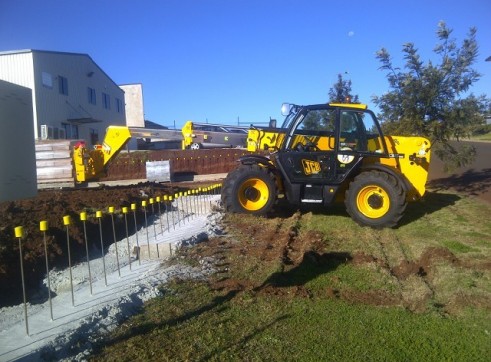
[116,97,123,113]
[90,128,99,146]
[58,75,68,95]
[102,92,111,109]
[42,72,53,88]
[61,123,79,139]
[88,87,96,105]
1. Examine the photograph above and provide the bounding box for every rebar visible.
[96,211,108,286]
[80,214,93,296]
[131,204,141,265]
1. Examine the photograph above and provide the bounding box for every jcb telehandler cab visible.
[221,102,431,228]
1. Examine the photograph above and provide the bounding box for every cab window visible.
[339,111,385,153]
[291,109,336,151]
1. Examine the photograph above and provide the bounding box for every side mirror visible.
[281,103,293,116]
[269,118,277,128]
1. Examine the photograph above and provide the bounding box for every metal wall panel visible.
[0,80,37,201]
[0,50,126,144]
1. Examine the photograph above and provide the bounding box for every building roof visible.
[0,49,122,90]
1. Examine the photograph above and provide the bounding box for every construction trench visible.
[0,148,234,361]
[0,148,245,309]
[0,187,225,361]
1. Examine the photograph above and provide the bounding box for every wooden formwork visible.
[35,140,75,185]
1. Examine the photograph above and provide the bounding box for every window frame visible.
[58,75,68,95]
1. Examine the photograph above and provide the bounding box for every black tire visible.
[190,142,202,150]
[345,170,407,228]
[221,164,276,215]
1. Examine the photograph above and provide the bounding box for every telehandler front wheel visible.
[345,170,407,228]
[221,165,276,215]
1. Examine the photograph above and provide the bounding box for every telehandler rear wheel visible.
[345,170,407,228]
[221,164,276,215]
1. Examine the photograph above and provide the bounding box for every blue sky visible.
[1,0,490,128]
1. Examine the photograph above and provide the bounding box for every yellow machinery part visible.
[73,126,132,183]
[238,177,271,211]
[181,121,193,149]
[380,136,431,199]
[247,128,286,151]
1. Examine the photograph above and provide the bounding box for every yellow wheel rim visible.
[238,178,270,211]
[356,185,390,219]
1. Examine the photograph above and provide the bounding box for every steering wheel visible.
[294,141,319,152]
[305,141,320,151]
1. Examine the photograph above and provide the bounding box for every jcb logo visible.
[302,159,321,175]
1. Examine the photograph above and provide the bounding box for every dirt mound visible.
[391,247,458,280]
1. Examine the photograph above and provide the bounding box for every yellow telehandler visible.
[221,102,431,228]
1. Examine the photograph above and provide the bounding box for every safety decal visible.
[302,159,321,175]
[337,147,355,164]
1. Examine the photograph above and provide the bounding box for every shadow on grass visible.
[198,314,291,362]
[96,288,239,352]
[428,168,491,197]
[268,199,347,220]
[256,251,352,291]
[399,191,461,227]
[268,190,462,228]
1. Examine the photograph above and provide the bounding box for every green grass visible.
[91,191,491,361]
[471,132,491,141]
[93,281,490,362]
[442,239,480,253]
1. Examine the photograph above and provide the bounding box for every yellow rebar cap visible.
[80,212,87,221]
[40,220,48,231]
[63,215,71,226]
[14,226,24,238]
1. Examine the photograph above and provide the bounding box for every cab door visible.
[276,107,368,204]
[277,107,361,185]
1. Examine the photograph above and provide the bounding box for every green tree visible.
[303,74,360,130]
[329,73,360,103]
[373,21,490,171]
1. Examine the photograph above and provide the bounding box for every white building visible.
[0,49,126,146]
